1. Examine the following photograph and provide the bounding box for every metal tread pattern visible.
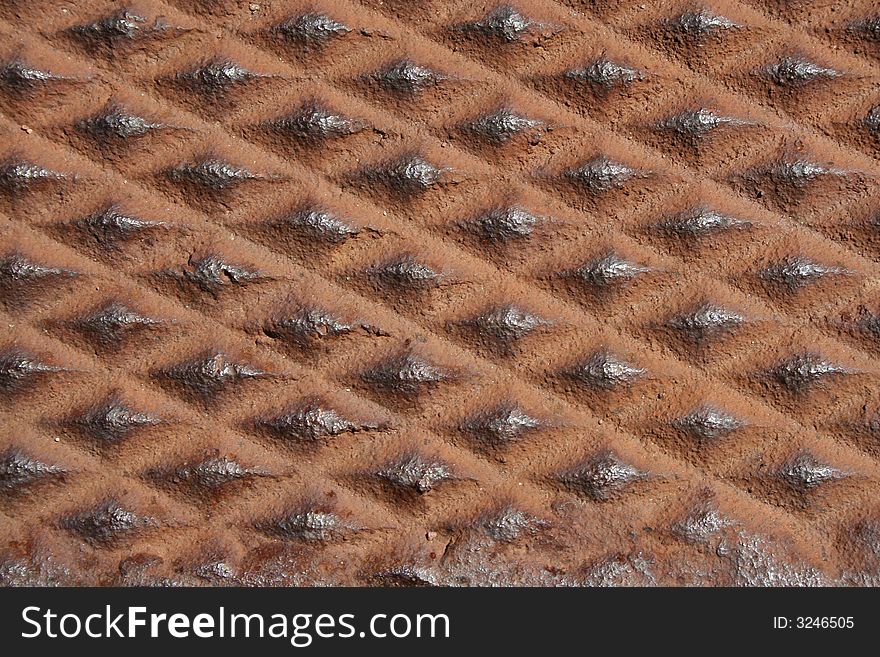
[1,0,880,586]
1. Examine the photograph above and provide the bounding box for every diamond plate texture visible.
[1,0,880,586]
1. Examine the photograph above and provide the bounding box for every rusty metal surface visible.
[1,0,880,586]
